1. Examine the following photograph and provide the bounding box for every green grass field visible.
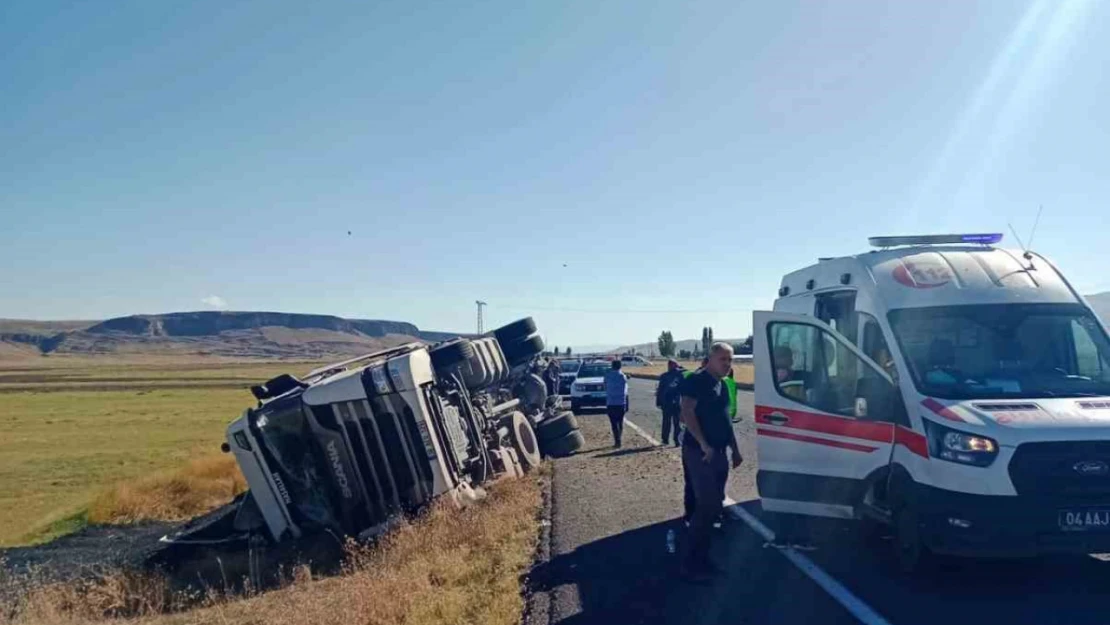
[0,360,321,546]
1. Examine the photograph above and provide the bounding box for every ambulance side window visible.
[861,313,897,384]
[815,291,858,345]
[769,321,893,419]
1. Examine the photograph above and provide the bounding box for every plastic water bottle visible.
[666,528,676,554]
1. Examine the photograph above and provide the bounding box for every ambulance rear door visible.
[754,311,906,520]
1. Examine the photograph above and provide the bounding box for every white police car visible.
[570,361,612,414]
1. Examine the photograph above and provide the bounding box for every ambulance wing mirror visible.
[854,375,894,420]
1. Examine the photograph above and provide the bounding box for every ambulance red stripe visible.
[754,405,892,443]
[921,397,965,422]
[755,404,929,459]
[757,428,880,453]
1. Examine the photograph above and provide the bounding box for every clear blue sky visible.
[2,0,1107,349]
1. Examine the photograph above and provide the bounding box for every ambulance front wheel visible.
[893,506,934,574]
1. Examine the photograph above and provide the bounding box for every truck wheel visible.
[503,335,545,365]
[893,506,933,574]
[493,317,537,344]
[506,412,541,472]
[430,339,475,370]
[544,430,585,457]
[537,412,579,442]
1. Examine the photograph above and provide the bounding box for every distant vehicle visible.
[558,359,581,394]
[754,233,1110,572]
[570,361,613,413]
[619,354,651,367]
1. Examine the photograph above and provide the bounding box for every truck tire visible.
[493,317,537,344]
[570,400,581,414]
[544,430,585,457]
[505,411,541,472]
[503,335,545,365]
[430,339,475,370]
[537,412,578,442]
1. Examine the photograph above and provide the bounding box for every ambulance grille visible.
[1009,441,1110,497]
[974,403,1040,412]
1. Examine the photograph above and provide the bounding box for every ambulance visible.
[753,233,1110,570]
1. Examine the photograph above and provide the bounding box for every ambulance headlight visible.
[924,420,998,467]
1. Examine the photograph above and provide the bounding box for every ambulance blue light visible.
[960,233,1004,244]
[868,233,1003,248]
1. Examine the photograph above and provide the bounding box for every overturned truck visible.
[157,317,582,572]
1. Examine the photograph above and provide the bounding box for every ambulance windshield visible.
[889,303,1110,400]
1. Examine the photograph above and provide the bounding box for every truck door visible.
[754,311,901,520]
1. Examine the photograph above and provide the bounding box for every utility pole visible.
[476,300,487,334]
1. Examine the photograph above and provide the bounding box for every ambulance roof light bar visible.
[868,233,1003,248]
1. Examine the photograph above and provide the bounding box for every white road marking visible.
[622,417,663,446]
[622,412,893,625]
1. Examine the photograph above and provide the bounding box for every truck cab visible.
[753,234,1110,570]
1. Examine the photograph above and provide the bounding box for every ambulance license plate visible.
[1058,508,1110,532]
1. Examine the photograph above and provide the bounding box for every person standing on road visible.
[680,356,709,522]
[545,358,561,396]
[656,360,685,446]
[679,342,742,581]
[604,359,630,448]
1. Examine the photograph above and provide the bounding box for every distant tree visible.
[657,330,676,357]
[701,327,711,356]
[565,346,572,357]
[679,348,692,360]
[553,346,560,356]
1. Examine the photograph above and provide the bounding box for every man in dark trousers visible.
[679,343,742,581]
[604,359,629,447]
[544,358,561,396]
[655,359,685,446]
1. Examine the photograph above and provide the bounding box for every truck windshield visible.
[251,396,340,531]
[560,361,581,373]
[889,303,1110,400]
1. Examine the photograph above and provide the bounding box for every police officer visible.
[679,343,742,582]
[655,359,685,446]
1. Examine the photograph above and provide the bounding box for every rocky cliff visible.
[0,312,464,360]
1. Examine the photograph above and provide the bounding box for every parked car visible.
[570,361,613,413]
[619,354,651,367]
[558,359,581,394]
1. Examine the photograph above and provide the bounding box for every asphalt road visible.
[544,378,1110,625]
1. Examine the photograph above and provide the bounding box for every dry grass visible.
[2,473,545,625]
[0,361,324,546]
[87,455,246,525]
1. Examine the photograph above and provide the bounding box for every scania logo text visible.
[270,472,292,505]
[1073,460,1110,476]
[327,440,354,498]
